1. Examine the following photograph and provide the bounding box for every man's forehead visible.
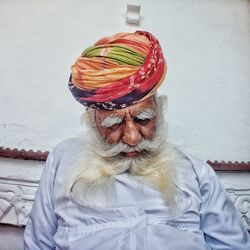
[96,97,157,118]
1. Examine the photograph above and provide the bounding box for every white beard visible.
[69,97,177,207]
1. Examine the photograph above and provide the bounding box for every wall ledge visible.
[0,147,49,161]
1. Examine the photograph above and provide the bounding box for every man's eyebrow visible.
[135,108,157,120]
[101,116,123,128]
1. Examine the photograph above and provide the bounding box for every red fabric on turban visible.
[69,31,167,110]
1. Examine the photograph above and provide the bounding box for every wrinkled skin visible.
[95,97,157,157]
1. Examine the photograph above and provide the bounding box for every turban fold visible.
[69,31,167,110]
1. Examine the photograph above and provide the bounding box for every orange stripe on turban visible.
[69,31,167,110]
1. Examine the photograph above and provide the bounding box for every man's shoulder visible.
[183,152,215,182]
[173,148,214,187]
[176,148,211,171]
[51,136,87,156]
[46,136,89,171]
[44,137,89,184]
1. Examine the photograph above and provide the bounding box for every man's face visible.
[95,96,157,158]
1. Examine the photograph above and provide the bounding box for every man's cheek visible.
[141,124,156,139]
[106,129,122,144]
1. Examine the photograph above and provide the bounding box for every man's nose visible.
[122,120,142,146]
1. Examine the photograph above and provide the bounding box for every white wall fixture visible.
[126,1,141,25]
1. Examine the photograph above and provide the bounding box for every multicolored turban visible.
[69,31,167,110]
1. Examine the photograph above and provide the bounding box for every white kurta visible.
[24,137,250,249]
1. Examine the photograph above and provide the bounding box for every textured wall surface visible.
[0,0,249,161]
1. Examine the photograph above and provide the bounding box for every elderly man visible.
[24,31,250,249]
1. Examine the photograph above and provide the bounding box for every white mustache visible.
[94,138,165,158]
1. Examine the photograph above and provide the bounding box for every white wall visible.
[0,0,249,161]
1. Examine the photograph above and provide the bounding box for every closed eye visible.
[107,123,122,129]
[134,117,151,125]
[134,108,156,125]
